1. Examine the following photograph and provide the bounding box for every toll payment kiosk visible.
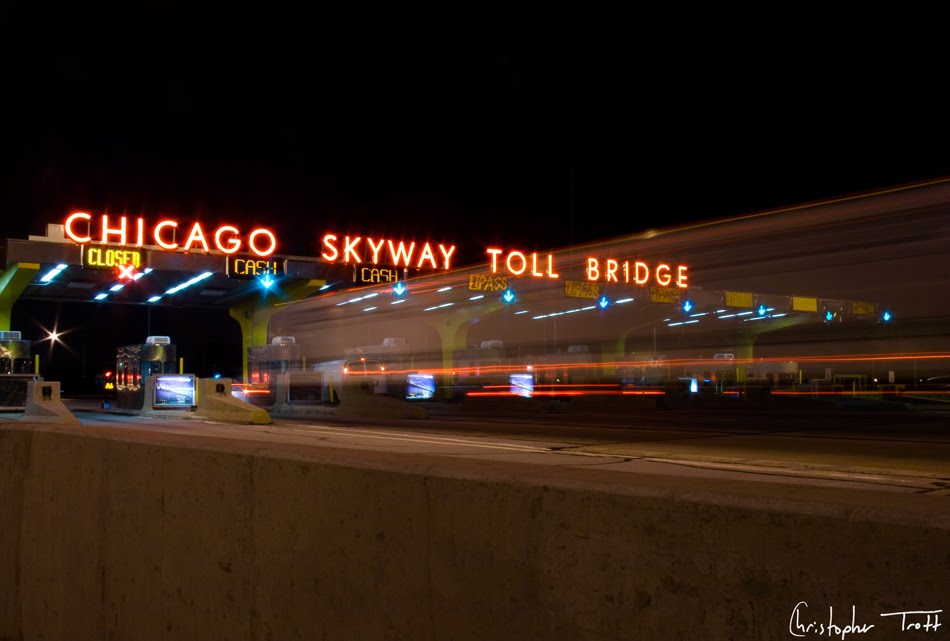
[115,336,192,410]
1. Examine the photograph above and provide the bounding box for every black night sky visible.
[3,7,950,389]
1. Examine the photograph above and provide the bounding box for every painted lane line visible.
[282,425,553,453]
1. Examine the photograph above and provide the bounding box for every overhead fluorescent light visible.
[39,264,68,283]
[165,272,213,295]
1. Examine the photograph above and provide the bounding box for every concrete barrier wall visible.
[0,424,947,641]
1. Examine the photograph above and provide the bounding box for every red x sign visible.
[117,264,137,280]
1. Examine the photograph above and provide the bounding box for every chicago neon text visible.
[64,212,277,257]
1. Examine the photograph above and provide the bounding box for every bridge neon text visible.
[586,258,688,287]
[486,248,688,287]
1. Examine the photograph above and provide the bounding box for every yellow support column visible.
[429,317,472,400]
[733,335,755,383]
[0,263,40,331]
[600,337,628,377]
[425,299,505,400]
[228,279,325,384]
[734,316,811,383]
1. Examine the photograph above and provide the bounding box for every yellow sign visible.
[851,301,875,315]
[84,246,143,270]
[792,296,818,312]
[564,280,599,299]
[649,287,681,303]
[725,291,754,308]
[228,257,282,278]
[468,274,508,292]
[357,266,400,284]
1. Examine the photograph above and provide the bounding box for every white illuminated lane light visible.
[668,319,700,327]
[337,292,380,306]
[423,302,455,312]
[94,293,108,300]
[148,296,162,303]
[532,305,597,320]
[39,264,69,283]
[165,272,213,295]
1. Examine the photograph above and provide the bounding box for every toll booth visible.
[115,336,180,410]
[243,336,302,406]
[0,330,37,409]
[247,336,302,384]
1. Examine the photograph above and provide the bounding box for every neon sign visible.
[585,258,688,287]
[63,213,693,289]
[65,213,277,257]
[486,248,688,288]
[321,234,456,271]
[486,249,559,278]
